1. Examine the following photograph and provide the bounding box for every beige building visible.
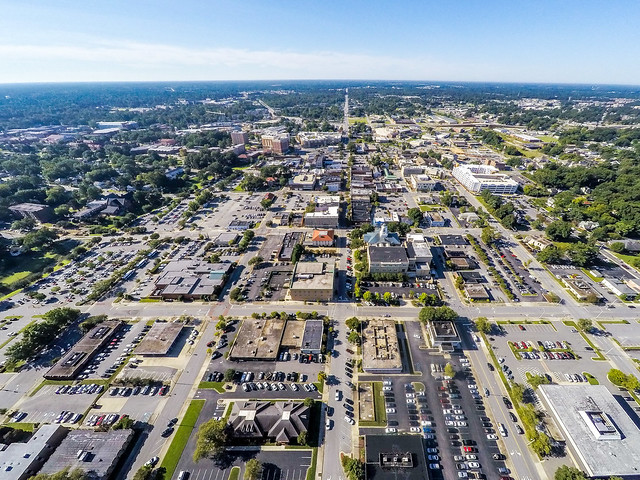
[289,262,335,302]
[262,133,290,154]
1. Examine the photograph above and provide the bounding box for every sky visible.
[0,0,638,85]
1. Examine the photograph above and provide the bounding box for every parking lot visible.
[357,320,507,479]
[488,322,614,388]
[175,446,313,480]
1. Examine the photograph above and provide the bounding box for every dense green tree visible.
[475,317,492,334]
[546,220,573,241]
[577,318,593,332]
[346,317,361,330]
[554,465,587,480]
[193,418,230,461]
[244,459,262,480]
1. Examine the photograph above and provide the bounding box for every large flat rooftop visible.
[134,321,183,356]
[364,434,430,480]
[229,318,286,361]
[539,384,640,478]
[45,320,122,380]
[40,429,134,479]
[362,320,402,373]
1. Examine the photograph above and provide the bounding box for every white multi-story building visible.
[452,164,518,194]
[410,174,438,192]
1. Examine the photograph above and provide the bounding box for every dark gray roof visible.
[229,401,310,443]
[368,246,408,264]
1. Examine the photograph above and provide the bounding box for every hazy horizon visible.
[1,1,639,85]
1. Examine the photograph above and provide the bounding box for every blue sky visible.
[0,0,638,84]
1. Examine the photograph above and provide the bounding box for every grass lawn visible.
[305,448,318,480]
[359,381,387,427]
[29,379,69,397]
[583,372,599,385]
[581,268,604,282]
[613,252,640,271]
[411,382,425,392]
[419,205,443,212]
[0,252,57,286]
[228,467,240,480]
[197,381,226,393]
[563,321,606,360]
[8,423,36,432]
[161,399,205,480]
[348,117,367,124]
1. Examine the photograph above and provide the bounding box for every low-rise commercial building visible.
[229,318,286,361]
[425,320,460,352]
[304,206,339,228]
[367,246,409,274]
[289,262,335,302]
[290,174,317,190]
[134,321,183,356]
[310,229,335,247]
[8,203,53,223]
[229,401,310,444]
[0,425,67,480]
[601,278,638,299]
[152,261,231,300]
[539,384,640,478]
[362,320,402,373]
[301,319,324,354]
[45,320,123,380]
[410,174,438,192]
[40,429,134,480]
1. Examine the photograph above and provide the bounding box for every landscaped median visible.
[358,381,387,427]
[160,399,205,479]
[562,320,606,360]
[197,381,226,393]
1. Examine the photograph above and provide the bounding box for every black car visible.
[502,397,513,409]
[161,427,174,437]
[509,412,517,422]
[487,362,495,371]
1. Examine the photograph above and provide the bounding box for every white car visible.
[385,427,397,433]
[386,408,396,413]
[487,434,498,440]
[410,426,421,433]
[458,473,468,478]
[468,462,480,469]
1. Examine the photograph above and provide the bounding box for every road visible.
[463,325,544,480]
[343,89,349,133]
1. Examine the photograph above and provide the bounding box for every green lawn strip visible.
[0,319,37,349]
[0,289,23,302]
[139,298,162,303]
[563,321,606,360]
[29,379,69,397]
[411,382,425,392]
[583,372,599,385]
[305,448,318,480]
[359,381,387,427]
[612,252,640,272]
[629,390,640,406]
[8,422,36,432]
[581,268,604,283]
[160,399,205,480]
[497,319,555,330]
[481,332,511,392]
[313,382,324,394]
[228,466,240,480]
[507,342,524,361]
[4,315,23,321]
[197,381,226,393]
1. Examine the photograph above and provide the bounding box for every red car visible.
[206,341,215,347]
[463,446,475,453]
[159,385,169,396]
